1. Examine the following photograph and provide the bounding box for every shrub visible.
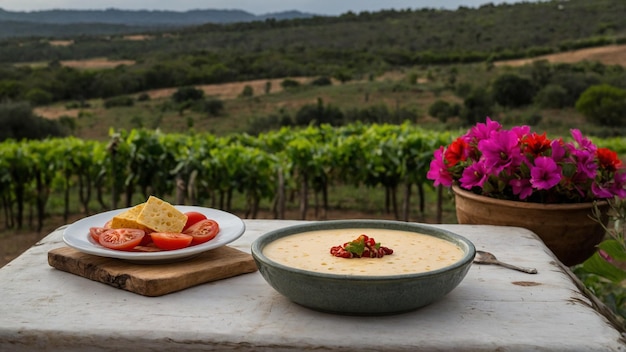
[491,73,535,108]
[0,101,65,141]
[534,84,568,109]
[461,87,493,126]
[25,88,53,106]
[191,98,224,116]
[344,104,391,124]
[310,76,332,86]
[428,100,459,122]
[280,79,300,90]
[104,95,134,109]
[240,85,254,97]
[172,86,204,103]
[575,84,626,126]
[550,72,602,107]
[294,98,343,126]
[137,93,151,102]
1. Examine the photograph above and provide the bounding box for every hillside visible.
[2,0,626,143]
[0,8,315,38]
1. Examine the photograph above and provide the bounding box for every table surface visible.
[1,219,625,351]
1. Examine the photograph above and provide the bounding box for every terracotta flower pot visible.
[452,185,608,266]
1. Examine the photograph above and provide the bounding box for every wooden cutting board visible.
[48,246,258,297]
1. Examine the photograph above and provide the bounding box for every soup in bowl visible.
[251,220,475,315]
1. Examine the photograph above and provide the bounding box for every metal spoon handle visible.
[494,261,538,274]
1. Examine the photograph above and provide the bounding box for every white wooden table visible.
[1,220,625,351]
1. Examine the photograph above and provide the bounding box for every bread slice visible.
[110,203,148,230]
[136,196,187,233]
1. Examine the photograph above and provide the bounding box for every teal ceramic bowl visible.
[251,220,475,315]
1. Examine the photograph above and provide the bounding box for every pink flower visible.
[571,149,598,179]
[478,130,523,174]
[571,129,596,152]
[427,118,626,204]
[467,117,501,142]
[427,147,453,187]
[459,162,489,189]
[530,156,561,190]
[510,177,533,200]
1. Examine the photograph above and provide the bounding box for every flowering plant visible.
[427,118,626,203]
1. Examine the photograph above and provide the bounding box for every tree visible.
[491,73,535,108]
[429,100,459,122]
[461,87,493,126]
[575,84,626,126]
[534,84,568,109]
[172,86,204,103]
[295,98,343,126]
[0,102,65,141]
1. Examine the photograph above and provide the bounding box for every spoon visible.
[474,250,538,274]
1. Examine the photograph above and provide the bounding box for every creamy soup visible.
[263,228,465,276]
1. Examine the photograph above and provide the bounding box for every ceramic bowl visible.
[251,220,475,315]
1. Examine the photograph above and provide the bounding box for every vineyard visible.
[3,122,626,233]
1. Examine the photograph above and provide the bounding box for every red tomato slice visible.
[183,219,219,245]
[89,227,110,242]
[183,211,208,231]
[99,228,145,251]
[150,232,193,251]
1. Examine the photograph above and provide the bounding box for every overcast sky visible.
[0,0,541,15]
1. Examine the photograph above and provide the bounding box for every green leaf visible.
[597,240,626,261]
[344,238,365,256]
[579,252,626,283]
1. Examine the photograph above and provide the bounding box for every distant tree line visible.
[425,60,626,132]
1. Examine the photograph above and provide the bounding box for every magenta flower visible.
[550,139,566,162]
[510,178,533,200]
[478,130,523,174]
[459,162,489,189]
[427,118,626,203]
[571,129,596,152]
[530,156,562,190]
[510,125,531,140]
[468,117,501,142]
[571,149,598,179]
[427,147,453,187]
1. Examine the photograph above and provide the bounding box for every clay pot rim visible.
[452,185,608,211]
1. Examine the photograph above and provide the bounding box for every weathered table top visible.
[1,220,624,351]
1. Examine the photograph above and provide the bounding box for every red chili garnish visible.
[330,234,393,259]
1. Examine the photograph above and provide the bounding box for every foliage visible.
[574,198,626,329]
[0,102,66,141]
[0,0,624,108]
[427,117,626,203]
[491,73,535,108]
[280,79,301,90]
[428,100,459,122]
[294,98,343,126]
[310,76,332,86]
[460,87,493,126]
[103,95,134,109]
[0,123,448,229]
[575,84,626,126]
[172,86,205,103]
[533,84,568,109]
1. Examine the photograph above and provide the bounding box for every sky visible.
[0,0,541,16]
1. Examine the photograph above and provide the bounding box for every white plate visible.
[63,206,245,264]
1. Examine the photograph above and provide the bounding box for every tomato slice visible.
[183,219,219,245]
[99,228,145,251]
[183,211,208,231]
[150,232,193,251]
[89,227,110,243]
